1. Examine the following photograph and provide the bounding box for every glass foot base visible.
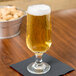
[27,62,51,74]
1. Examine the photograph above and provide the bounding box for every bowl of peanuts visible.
[0,6,26,39]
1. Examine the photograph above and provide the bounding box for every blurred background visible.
[0,0,76,11]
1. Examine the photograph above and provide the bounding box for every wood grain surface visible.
[0,9,76,76]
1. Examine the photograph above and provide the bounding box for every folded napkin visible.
[10,54,74,76]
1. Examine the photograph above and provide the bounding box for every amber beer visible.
[26,5,52,54]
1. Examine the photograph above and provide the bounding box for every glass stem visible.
[35,54,43,64]
[32,54,43,69]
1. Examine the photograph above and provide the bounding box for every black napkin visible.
[10,54,74,76]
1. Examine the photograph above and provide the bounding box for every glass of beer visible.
[26,4,52,74]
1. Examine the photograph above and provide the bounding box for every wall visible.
[0,0,76,11]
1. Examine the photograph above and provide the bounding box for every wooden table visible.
[0,9,76,76]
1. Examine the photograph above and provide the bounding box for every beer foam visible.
[27,4,51,16]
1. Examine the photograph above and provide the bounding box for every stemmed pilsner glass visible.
[26,4,52,74]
